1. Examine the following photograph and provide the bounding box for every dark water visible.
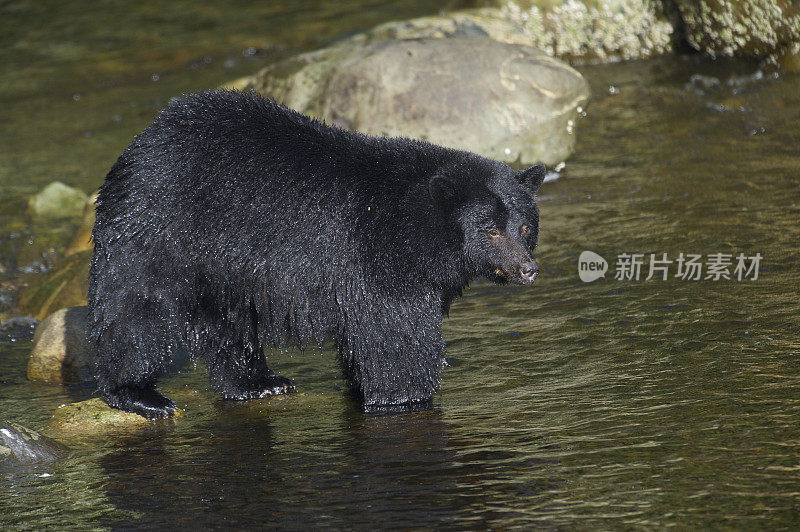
[2,1,800,530]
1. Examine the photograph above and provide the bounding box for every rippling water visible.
[2,2,800,529]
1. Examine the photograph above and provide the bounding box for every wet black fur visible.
[88,90,545,418]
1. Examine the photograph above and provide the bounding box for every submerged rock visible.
[0,420,68,463]
[0,316,38,343]
[27,306,95,384]
[671,0,800,64]
[0,282,17,323]
[15,249,91,320]
[12,194,96,320]
[49,398,182,437]
[26,182,88,218]
[64,192,98,256]
[350,8,531,47]
[234,37,589,166]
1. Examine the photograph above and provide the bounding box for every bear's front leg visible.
[339,305,444,409]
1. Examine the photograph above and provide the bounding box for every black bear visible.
[88,90,545,419]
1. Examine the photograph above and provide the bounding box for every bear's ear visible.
[429,175,459,210]
[516,163,546,193]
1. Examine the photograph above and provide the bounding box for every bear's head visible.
[430,161,546,286]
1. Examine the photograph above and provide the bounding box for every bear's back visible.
[114,91,453,204]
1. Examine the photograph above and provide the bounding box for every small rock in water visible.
[0,420,67,464]
[49,398,182,438]
[26,182,88,218]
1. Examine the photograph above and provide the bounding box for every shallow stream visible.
[2,1,799,529]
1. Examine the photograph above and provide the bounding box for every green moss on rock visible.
[673,0,800,63]
[486,0,674,62]
[49,398,183,438]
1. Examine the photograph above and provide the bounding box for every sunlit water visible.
[2,2,800,529]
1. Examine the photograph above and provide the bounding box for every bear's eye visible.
[487,228,502,238]
[520,224,530,236]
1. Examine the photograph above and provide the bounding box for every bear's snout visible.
[519,261,538,285]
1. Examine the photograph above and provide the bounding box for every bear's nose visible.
[520,262,538,284]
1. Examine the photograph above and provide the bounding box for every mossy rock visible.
[26,182,88,218]
[673,0,800,63]
[49,398,183,438]
[16,250,91,320]
[346,1,674,63]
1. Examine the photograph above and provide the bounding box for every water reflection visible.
[97,409,457,527]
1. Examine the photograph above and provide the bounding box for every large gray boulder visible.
[232,37,589,166]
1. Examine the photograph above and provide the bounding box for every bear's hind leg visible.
[202,341,295,400]
[93,301,179,419]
